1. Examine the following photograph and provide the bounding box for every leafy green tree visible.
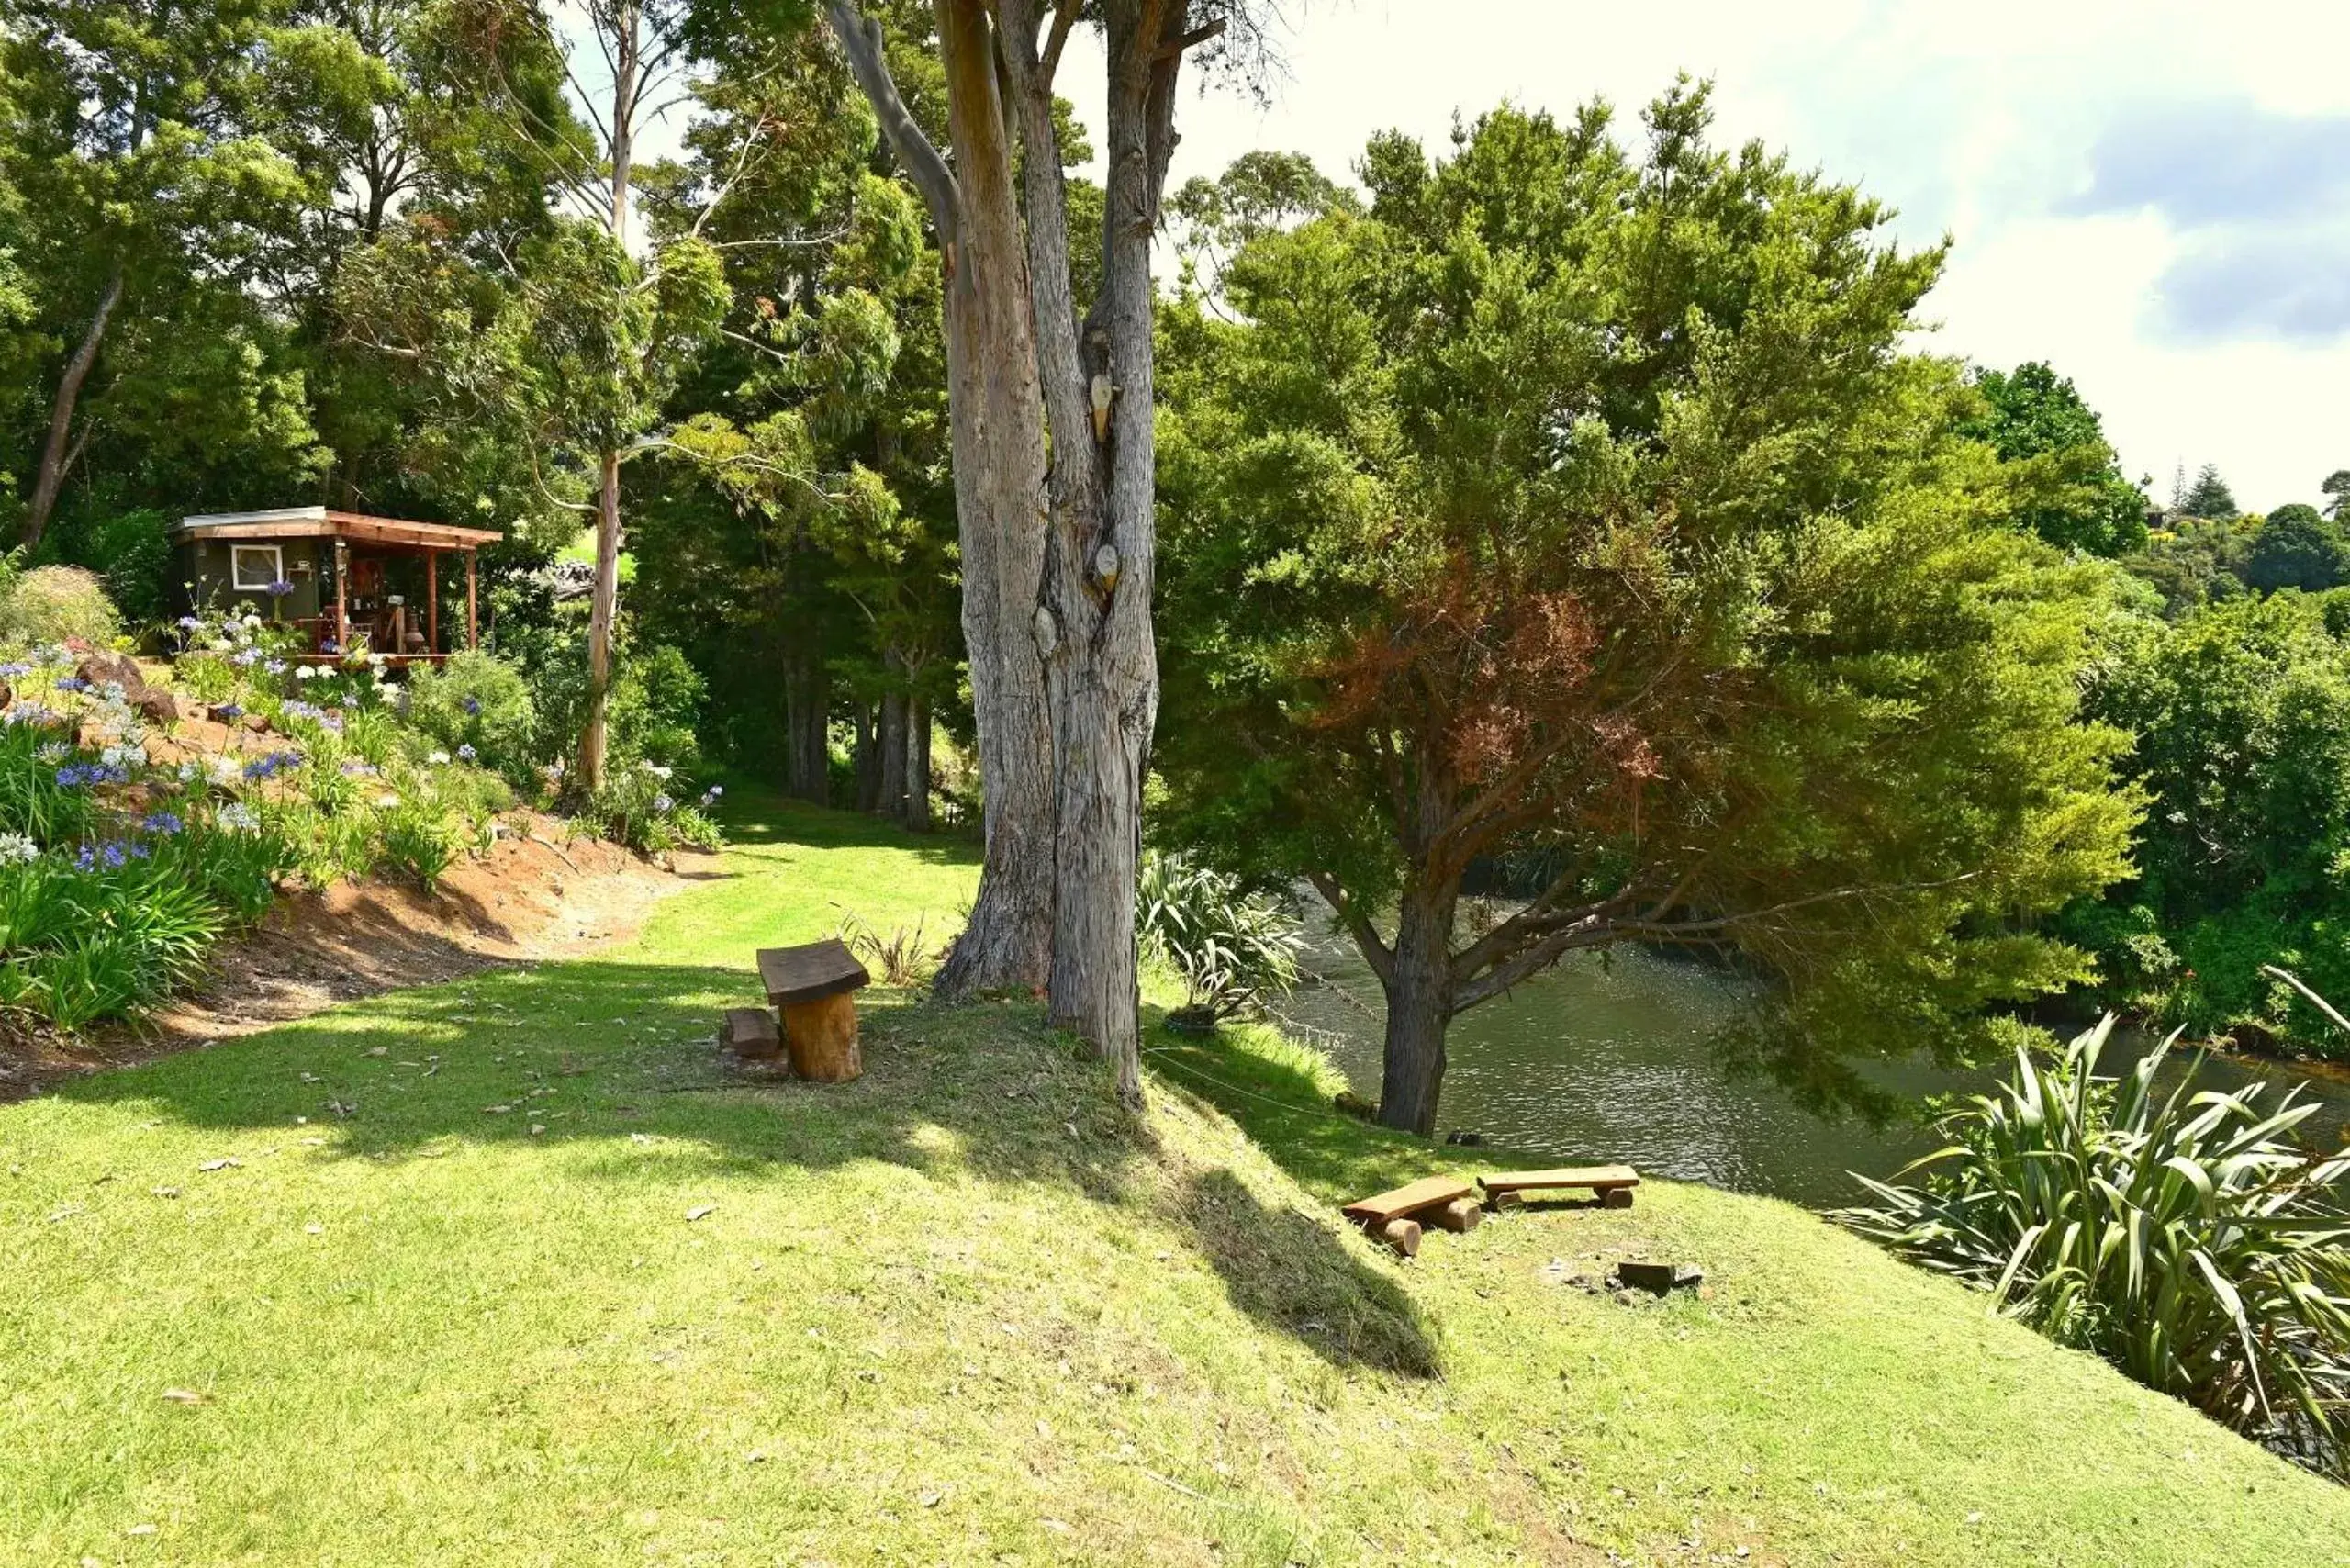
[1957,362,2147,555]
[334,0,744,790]
[2082,592,2350,1043]
[2179,462,2239,520]
[2322,469,2350,522]
[1154,96,2141,1133]
[2243,504,2350,594]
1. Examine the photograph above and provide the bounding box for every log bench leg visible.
[1602,1187,1634,1209]
[1374,1217,1421,1258]
[782,991,862,1082]
[1431,1197,1483,1233]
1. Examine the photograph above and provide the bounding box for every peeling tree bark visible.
[830,0,1055,996]
[996,0,1193,1103]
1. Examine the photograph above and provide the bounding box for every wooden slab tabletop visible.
[756,939,872,1006]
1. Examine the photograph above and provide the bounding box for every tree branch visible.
[826,0,961,240]
[1309,870,1395,991]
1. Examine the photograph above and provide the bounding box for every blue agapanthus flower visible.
[456,744,477,762]
[0,661,30,678]
[54,677,87,693]
[141,810,185,835]
[214,702,243,722]
[463,696,483,716]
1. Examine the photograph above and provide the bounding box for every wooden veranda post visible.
[426,551,438,655]
[334,540,349,655]
[465,551,477,650]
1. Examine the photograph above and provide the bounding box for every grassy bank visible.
[4,790,2345,1565]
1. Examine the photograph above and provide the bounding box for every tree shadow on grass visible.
[40,958,1435,1374]
[711,793,979,868]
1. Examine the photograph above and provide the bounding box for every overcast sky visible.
[1054,0,2350,511]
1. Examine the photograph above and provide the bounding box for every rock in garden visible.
[74,650,148,696]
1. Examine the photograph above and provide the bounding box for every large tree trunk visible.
[576,5,639,795]
[1377,880,1461,1137]
[577,446,622,790]
[853,700,882,812]
[878,689,909,821]
[22,267,126,549]
[782,643,830,803]
[904,693,932,831]
[1009,0,1189,1102]
[831,0,1054,998]
[923,0,1054,993]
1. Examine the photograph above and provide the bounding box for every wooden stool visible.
[756,939,872,1082]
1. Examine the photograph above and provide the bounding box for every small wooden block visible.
[720,1007,780,1060]
[783,990,862,1083]
[1431,1197,1483,1234]
[1341,1174,1474,1226]
[1487,1190,1524,1212]
[1377,1217,1422,1258]
[1602,1186,1634,1209]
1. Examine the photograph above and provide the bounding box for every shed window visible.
[229,544,285,591]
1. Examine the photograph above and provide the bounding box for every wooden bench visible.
[1480,1164,1640,1210]
[756,939,872,1082]
[1340,1175,1481,1257]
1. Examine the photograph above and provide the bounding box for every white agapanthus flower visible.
[0,833,38,864]
[428,749,451,766]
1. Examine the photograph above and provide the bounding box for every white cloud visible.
[1057,0,2350,509]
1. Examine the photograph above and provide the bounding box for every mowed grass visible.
[4,787,2347,1566]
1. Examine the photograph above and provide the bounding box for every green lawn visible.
[5,788,2345,1565]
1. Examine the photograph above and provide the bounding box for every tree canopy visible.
[1154,92,2141,1131]
[1957,361,2147,555]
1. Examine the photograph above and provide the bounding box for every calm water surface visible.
[1275,924,2350,1209]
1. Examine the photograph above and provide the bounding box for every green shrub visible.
[0,566,122,649]
[85,508,171,625]
[1137,851,1304,1025]
[379,801,457,890]
[1837,1017,2350,1478]
[406,651,539,783]
[578,762,722,855]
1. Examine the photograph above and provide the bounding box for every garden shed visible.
[173,507,502,666]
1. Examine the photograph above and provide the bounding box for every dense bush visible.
[405,651,539,785]
[2070,592,2350,1045]
[514,622,706,775]
[574,760,721,856]
[1839,1018,2350,1479]
[82,508,172,625]
[0,566,122,648]
[1137,852,1304,1026]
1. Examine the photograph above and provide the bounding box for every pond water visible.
[1273,924,2350,1209]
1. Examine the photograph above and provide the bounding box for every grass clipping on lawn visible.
[2,792,2346,1567]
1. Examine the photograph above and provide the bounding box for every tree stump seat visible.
[756,939,872,1083]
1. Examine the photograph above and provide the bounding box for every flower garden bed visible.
[0,610,715,1049]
